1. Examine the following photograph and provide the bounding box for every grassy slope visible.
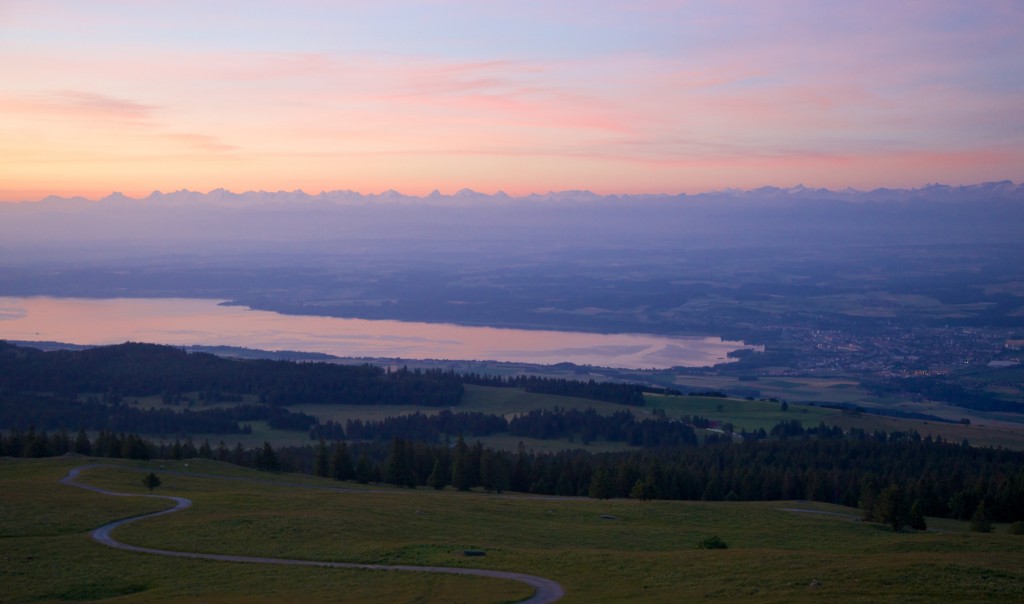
[642,393,833,431]
[0,457,527,604]
[4,457,1023,603]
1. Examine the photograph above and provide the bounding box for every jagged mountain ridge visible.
[2,182,1022,255]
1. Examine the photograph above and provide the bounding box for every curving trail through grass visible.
[60,465,565,604]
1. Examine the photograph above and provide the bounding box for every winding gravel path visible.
[60,465,565,604]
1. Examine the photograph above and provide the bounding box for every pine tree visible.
[355,453,374,484]
[143,472,162,491]
[315,437,330,478]
[255,441,279,471]
[910,499,927,531]
[589,465,614,499]
[451,436,473,491]
[427,458,447,490]
[859,478,878,521]
[970,501,993,533]
[481,450,510,493]
[231,442,246,465]
[468,440,484,488]
[74,428,92,455]
[385,438,416,488]
[876,485,907,532]
[511,442,530,493]
[631,479,654,501]
[182,437,198,459]
[331,442,354,481]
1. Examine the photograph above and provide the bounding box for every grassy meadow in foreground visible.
[3,456,1023,603]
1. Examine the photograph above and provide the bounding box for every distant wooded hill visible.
[0,341,464,407]
[0,342,671,438]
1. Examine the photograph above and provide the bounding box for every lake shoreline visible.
[0,296,761,370]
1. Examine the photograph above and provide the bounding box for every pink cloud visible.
[0,90,157,123]
[1,1,1020,198]
[161,133,239,153]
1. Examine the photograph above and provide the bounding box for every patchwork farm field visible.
[114,384,1024,452]
[3,457,1023,603]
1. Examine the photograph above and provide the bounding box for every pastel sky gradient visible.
[2,0,1022,201]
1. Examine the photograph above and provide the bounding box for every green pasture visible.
[475,433,635,454]
[460,385,632,417]
[286,385,627,425]
[89,378,1024,452]
[0,457,526,604]
[642,393,834,432]
[826,413,1024,450]
[669,374,876,404]
[135,382,1024,451]
[4,457,1024,603]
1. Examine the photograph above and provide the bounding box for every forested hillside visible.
[0,341,464,407]
[4,340,1024,528]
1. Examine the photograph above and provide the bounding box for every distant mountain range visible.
[21,180,1024,208]
[2,182,1022,257]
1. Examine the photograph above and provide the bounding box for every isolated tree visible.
[876,485,907,532]
[947,491,971,520]
[970,501,993,533]
[910,500,927,531]
[143,472,162,491]
[631,478,655,501]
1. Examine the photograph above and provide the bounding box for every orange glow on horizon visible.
[2,2,1021,202]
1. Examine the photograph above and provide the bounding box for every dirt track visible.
[60,465,565,604]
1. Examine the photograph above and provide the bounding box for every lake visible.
[0,296,760,369]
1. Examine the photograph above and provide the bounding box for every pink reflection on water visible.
[0,297,760,369]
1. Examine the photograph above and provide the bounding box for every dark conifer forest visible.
[3,340,1024,526]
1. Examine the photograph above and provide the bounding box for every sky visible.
[1,0,1022,201]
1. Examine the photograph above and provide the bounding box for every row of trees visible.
[0,342,464,407]
[507,408,699,446]
[461,373,673,406]
[314,410,508,442]
[0,392,325,435]
[13,423,1021,524]
[309,408,701,447]
[861,377,1024,413]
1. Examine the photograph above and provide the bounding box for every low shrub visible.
[696,535,728,549]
